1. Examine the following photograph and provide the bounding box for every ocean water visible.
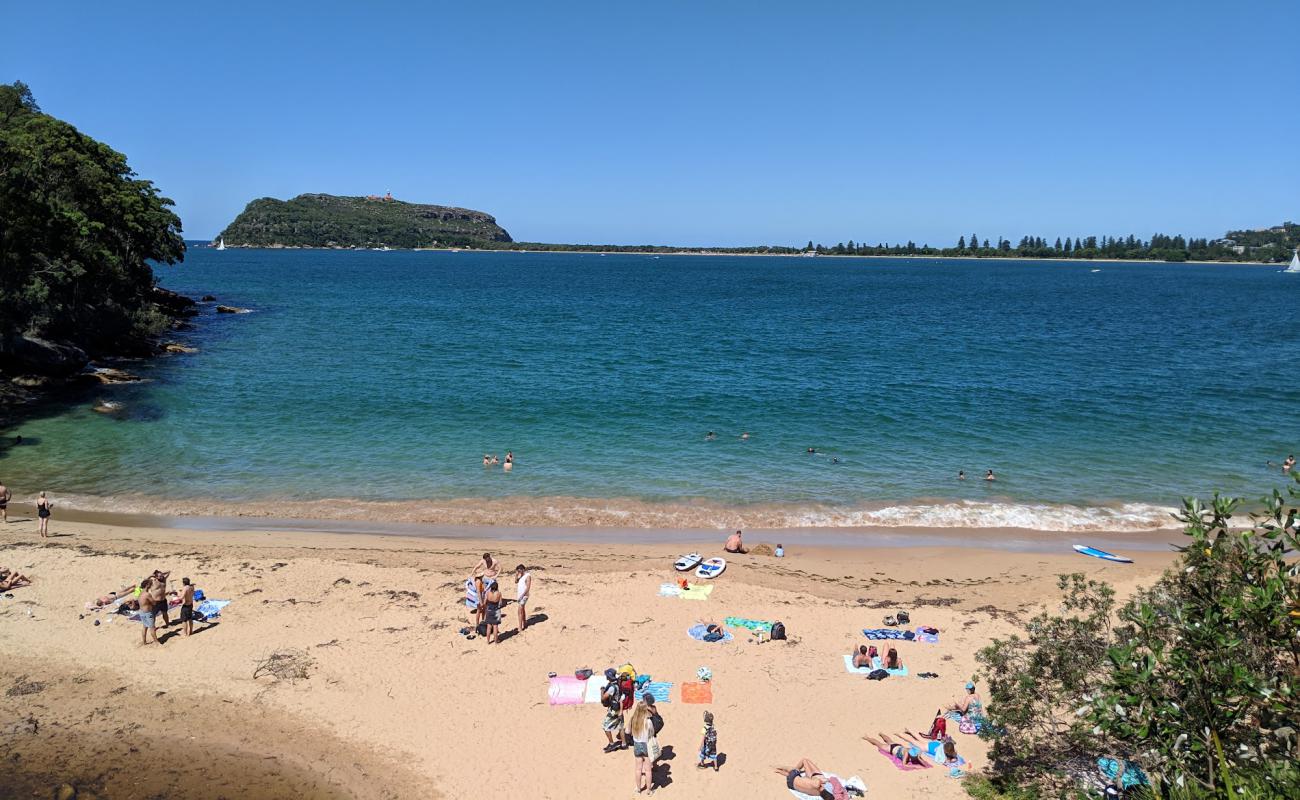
[2,250,1297,531]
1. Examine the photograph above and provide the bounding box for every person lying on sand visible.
[852,645,874,669]
[772,758,847,799]
[723,530,747,554]
[884,647,903,671]
[0,568,31,590]
[863,733,928,766]
[900,731,962,766]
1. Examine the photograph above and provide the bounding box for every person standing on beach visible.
[484,579,502,644]
[0,479,10,523]
[514,564,532,633]
[35,491,51,537]
[179,578,196,637]
[601,668,626,752]
[473,553,499,579]
[628,698,656,793]
[137,579,161,646]
[149,570,171,627]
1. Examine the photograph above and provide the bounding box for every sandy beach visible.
[0,514,1181,799]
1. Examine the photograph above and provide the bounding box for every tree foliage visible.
[0,81,184,355]
[975,480,1300,797]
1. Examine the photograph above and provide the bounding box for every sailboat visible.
[1285,248,1300,274]
[215,238,226,251]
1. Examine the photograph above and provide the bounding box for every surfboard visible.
[1073,544,1132,563]
[674,553,703,572]
[695,557,726,579]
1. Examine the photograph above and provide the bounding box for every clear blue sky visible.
[5,1,1297,246]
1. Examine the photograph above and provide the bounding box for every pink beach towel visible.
[879,747,931,771]
[547,676,588,705]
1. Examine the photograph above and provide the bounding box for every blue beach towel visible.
[687,624,733,642]
[641,681,673,703]
[914,627,939,644]
[863,628,914,641]
[196,599,230,618]
[873,655,909,677]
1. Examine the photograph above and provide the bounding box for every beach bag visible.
[575,668,593,680]
[619,676,636,710]
[897,610,910,624]
[959,718,977,735]
[867,669,889,681]
[770,621,786,640]
[925,715,947,740]
[648,736,662,761]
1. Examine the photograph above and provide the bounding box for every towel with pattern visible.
[641,681,673,703]
[914,627,939,643]
[863,628,914,640]
[547,675,588,706]
[878,747,931,771]
[687,624,733,642]
[723,616,772,633]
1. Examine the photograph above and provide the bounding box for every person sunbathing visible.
[862,733,928,766]
[852,645,874,669]
[0,568,31,590]
[772,758,847,799]
[884,647,903,671]
[900,731,961,766]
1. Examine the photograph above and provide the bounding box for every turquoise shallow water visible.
[2,250,1296,530]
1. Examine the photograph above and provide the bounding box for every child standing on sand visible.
[698,711,718,770]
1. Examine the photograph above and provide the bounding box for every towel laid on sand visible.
[723,616,772,633]
[582,677,604,704]
[641,681,673,703]
[863,628,915,641]
[879,747,931,771]
[874,655,909,677]
[787,772,850,800]
[681,682,713,704]
[843,654,875,674]
[658,583,683,597]
[924,740,967,766]
[196,599,230,618]
[548,676,588,706]
[679,584,714,601]
[914,627,939,644]
[687,624,733,642]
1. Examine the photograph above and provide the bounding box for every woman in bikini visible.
[771,758,848,799]
[884,647,903,671]
[862,733,928,767]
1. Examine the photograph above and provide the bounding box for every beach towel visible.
[878,747,931,771]
[464,578,480,609]
[658,582,682,597]
[687,624,732,642]
[195,599,230,618]
[547,675,588,706]
[1098,758,1148,789]
[863,628,913,640]
[681,682,713,704]
[641,681,673,703]
[787,772,849,800]
[680,584,713,601]
[924,740,966,766]
[914,627,939,644]
[874,655,909,677]
[582,677,605,704]
[723,616,772,633]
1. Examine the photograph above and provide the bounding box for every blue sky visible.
[4,1,1297,245]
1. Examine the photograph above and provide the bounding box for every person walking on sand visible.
[514,563,532,633]
[698,710,718,770]
[601,669,626,752]
[0,479,10,523]
[149,570,171,628]
[137,579,161,646]
[484,579,502,643]
[35,491,52,537]
[179,577,196,637]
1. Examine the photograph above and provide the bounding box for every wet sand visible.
[0,516,1180,799]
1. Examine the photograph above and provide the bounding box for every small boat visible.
[1285,248,1300,274]
[215,238,226,251]
[1090,268,1101,273]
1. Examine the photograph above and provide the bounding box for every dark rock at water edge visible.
[0,335,89,377]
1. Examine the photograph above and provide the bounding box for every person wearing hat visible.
[948,681,984,718]
[697,711,718,770]
[601,668,625,752]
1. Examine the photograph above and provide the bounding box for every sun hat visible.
[965,681,975,690]
[605,668,618,681]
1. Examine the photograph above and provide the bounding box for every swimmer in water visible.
[483,454,490,467]
[740,432,750,440]
[1284,455,1295,474]
[807,447,816,454]
[504,451,513,472]
[985,469,995,481]
[958,470,965,480]
[705,431,716,441]
[491,455,500,466]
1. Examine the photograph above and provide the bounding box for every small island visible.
[215,193,513,249]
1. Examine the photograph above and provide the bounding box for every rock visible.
[0,335,89,377]
[92,400,123,414]
[87,367,143,385]
[10,375,50,388]
[150,287,198,317]
[163,343,198,354]
[215,305,248,314]
[54,783,76,800]
[200,295,217,302]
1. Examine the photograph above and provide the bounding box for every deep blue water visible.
[3,250,1296,529]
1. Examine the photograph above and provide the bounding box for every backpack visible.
[925,715,947,740]
[897,610,910,624]
[619,676,635,710]
[770,621,786,640]
[867,669,889,681]
[601,681,619,709]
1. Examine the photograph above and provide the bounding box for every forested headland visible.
[0,81,193,417]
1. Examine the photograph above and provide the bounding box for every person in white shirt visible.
[514,564,533,633]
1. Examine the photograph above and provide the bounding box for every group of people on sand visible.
[0,480,54,537]
[598,667,720,794]
[466,553,532,644]
[481,451,514,471]
[112,569,202,646]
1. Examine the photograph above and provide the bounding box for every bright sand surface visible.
[0,515,1181,799]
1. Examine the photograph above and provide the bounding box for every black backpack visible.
[770,621,786,640]
[867,669,889,681]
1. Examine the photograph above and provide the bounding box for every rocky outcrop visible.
[0,335,89,377]
[151,287,198,317]
[215,305,249,314]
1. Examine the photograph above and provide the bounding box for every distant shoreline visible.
[198,244,1276,266]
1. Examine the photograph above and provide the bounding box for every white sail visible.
[216,238,226,251]
[1286,248,1300,273]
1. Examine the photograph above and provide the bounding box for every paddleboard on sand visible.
[674,553,703,572]
[1073,544,1132,563]
[695,557,726,579]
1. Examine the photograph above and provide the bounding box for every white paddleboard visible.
[695,557,726,579]
[674,553,703,572]
[1073,544,1132,563]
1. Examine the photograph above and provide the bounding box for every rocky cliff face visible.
[215,194,513,249]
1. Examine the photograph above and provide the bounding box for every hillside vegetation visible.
[216,193,512,249]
